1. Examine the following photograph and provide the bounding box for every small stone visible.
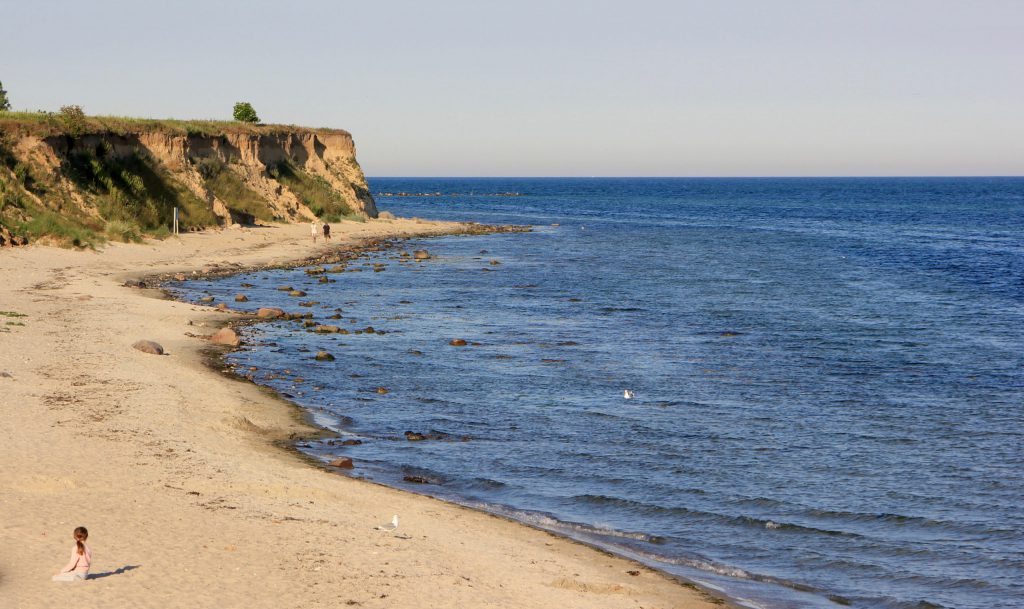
[288,290,307,297]
[209,327,240,346]
[257,307,285,318]
[318,276,329,283]
[315,351,335,361]
[315,325,341,334]
[375,387,389,394]
[132,340,164,355]
[403,475,432,484]
[449,338,468,346]
[328,457,353,469]
[404,431,426,441]
[413,249,431,260]
[341,439,362,446]
[234,294,248,302]
[277,286,293,291]
[199,296,215,303]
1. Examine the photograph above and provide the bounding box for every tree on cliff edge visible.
[233,102,259,124]
[0,81,10,111]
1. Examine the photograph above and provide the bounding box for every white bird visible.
[375,515,399,531]
[623,390,635,399]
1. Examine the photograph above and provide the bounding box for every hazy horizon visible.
[2,0,1022,177]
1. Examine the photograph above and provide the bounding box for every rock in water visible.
[329,457,354,469]
[449,338,468,346]
[288,290,307,297]
[234,294,248,302]
[413,249,431,260]
[209,327,240,346]
[257,307,285,318]
[132,340,164,355]
[315,351,335,361]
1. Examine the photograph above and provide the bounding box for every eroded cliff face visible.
[0,124,377,246]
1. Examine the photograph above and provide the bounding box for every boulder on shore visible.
[257,307,285,319]
[132,340,164,355]
[209,327,240,346]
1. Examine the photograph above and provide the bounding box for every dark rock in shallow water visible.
[449,338,468,346]
[277,286,293,291]
[288,290,307,297]
[403,475,433,484]
[234,294,248,302]
[199,296,215,303]
[315,351,335,361]
[413,249,431,260]
[341,439,363,446]
[375,386,389,394]
[404,431,426,441]
[329,457,354,469]
[132,340,164,355]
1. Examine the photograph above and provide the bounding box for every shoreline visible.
[1,219,728,609]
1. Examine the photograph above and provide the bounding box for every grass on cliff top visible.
[0,111,351,139]
[269,161,357,222]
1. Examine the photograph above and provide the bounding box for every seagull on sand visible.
[375,515,399,531]
[623,390,635,399]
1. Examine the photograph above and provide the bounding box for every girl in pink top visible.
[52,526,91,581]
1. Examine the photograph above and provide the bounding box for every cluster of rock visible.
[0,226,27,247]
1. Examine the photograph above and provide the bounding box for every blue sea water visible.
[172,178,1024,609]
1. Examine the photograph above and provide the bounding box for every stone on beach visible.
[132,340,164,355]
[209,327,240,346]
[328,457,353,469]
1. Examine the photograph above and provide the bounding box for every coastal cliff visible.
[0,114,377,247]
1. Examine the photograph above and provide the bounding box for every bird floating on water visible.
[375,515,399,531]
[623,390,635,399]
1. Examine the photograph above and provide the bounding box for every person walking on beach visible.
[52,526,91,582]
[311,220,319,243]
[322,222,331,242]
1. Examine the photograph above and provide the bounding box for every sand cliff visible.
[0,118,377,246]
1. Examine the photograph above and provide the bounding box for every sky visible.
[1,0,1022,177]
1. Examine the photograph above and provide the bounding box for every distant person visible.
[52,526,91,582]
[322,222,331,242]
[311,220,319,243]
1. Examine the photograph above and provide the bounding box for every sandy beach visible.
[0,218,723,609]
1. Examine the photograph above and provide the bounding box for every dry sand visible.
[0,219,724,609]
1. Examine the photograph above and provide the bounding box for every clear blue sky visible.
[2,0,1021,176]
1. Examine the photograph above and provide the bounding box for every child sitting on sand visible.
[52,526,91,582]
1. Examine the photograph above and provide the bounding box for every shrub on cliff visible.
[59,105,87,136]
[232,102,259,124]
[0,81,10,111]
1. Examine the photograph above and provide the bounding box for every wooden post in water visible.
[173,207,179,235]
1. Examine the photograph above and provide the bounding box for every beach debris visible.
[413,249,431,260]
[234,294,248,302]
[288,290,307,297]
[627,570,640,576]
[256,307,285,318]
[449,338,468,346]
[0,371,13,378]
[132,340,164,355]
[623,390,635,399]
[209,327,240,346]
[375,515,399,531]
[328,456,353,469]
[315,351,335,361]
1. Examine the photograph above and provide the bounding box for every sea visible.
[169,178,1024,609]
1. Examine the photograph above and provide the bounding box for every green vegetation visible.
[269,161,356,221]
[232,102,259,124]
[195,157,274,222]
[66,143,216,238]
[0,111,349,139]
[19,208,101,248]
[0,81,9,111]
[0,310,27,317]
[59,105,87,136]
